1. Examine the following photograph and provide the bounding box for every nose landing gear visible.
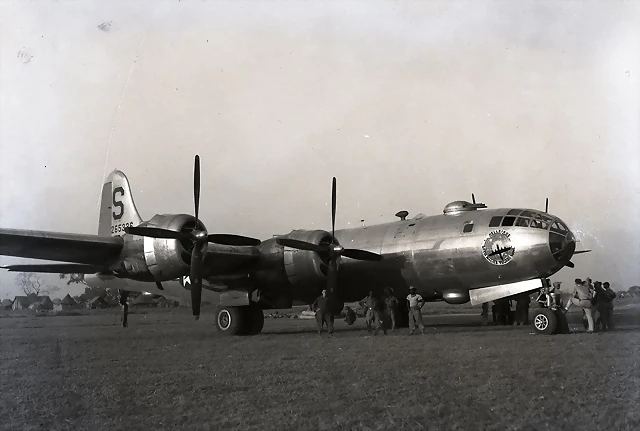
[532,281,570,335]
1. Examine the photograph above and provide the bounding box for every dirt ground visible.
[1,303,639,431]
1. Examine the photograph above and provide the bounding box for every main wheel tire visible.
[215,306,245,336]
[247,303,264,335]
[533,308,558,335]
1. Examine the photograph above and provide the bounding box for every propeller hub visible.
[193,230,208,241]
[331,244,344,254]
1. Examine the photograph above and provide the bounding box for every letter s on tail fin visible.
[98,170,143,237]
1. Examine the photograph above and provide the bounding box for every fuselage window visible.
[463,222,474,233]
[515,217,530,227]
[489,216,502,227]
[501,216,516,227]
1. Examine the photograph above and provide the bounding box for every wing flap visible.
[0,228,123,265]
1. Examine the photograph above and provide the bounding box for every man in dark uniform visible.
[371,295,387,335]
[312,289,334,335]
[595,281,616,331]
[515,292,531,325]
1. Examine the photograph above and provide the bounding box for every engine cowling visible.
[135,214,204,281]
[253,229,335,306]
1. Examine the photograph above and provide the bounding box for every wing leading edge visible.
[0,228,124,265]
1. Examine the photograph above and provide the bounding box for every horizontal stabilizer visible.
[1,264,108,274]
[0,228,123,264]
[469,279,543,306]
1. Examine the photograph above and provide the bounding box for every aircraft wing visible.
[202,244,262,276]
[0,228,124,266]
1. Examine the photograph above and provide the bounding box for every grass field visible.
[1,302,639,431]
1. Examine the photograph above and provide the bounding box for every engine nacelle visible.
[139,214,204,281]
[254,229,335,306]
[442,289,471,305]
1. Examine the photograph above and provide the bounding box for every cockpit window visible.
[520,210,535,218]
[551,221,568,234]
[529,219,543,229]
[462,222,474,233]
[515,217,530,227]
[501,216,516,227]
[507,209,523,216]
[489,216,502,227]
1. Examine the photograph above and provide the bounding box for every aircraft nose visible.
[549,219,576,265]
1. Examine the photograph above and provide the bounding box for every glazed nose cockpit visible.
[548,218,576,266]
[487,209,577,267]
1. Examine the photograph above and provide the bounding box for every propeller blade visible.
[565,260,575,268]
[126,226,190,241]
[331,177,336,242]
[191,243,204,320]
[207,234,262,246]
[573,250,592,254]
[342,248,384,261]
[276,238,327,253]
[194,155,201,223]
[545,198,549,213]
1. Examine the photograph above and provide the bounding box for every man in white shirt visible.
[406,286,425,335]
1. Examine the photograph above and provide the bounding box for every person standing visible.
[384,288,399,331]
[481,302,489,326]
[312,289,334,335]
[406,286,425,335]
[571,280,595,333]
[359,291,376,333]
[515,293,531,325]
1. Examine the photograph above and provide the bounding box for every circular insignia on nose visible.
[482,230,515,265]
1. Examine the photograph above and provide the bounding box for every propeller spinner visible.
[276,177,383,295]
[125,155,262,320]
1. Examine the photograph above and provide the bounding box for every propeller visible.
[276,177,383,296]
[125,155,262,319]
[545,198,549,213]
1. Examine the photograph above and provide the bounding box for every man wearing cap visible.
[406,286,425,335]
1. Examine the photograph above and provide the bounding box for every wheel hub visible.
[534,314,549,331]
[218,309,231,330]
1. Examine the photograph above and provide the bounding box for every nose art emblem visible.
[482,229,516,265]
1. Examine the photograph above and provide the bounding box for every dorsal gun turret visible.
[443,200,487,215]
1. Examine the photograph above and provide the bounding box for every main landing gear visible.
[532,283,570,335]
[215,303,264,336]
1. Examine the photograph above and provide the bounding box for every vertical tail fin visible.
[98,170,143,237]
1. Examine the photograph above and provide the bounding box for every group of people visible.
[310,277,617,335]
[482,293,531,326]
[310,286,427,336]
[568,278,616,332]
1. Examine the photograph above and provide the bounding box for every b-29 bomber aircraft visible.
[0,155,589,336]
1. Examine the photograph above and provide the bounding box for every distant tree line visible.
[58,273,142,303]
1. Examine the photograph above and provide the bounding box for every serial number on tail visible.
[112,222,134,234]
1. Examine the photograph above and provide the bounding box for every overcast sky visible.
[1,0,638,299]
